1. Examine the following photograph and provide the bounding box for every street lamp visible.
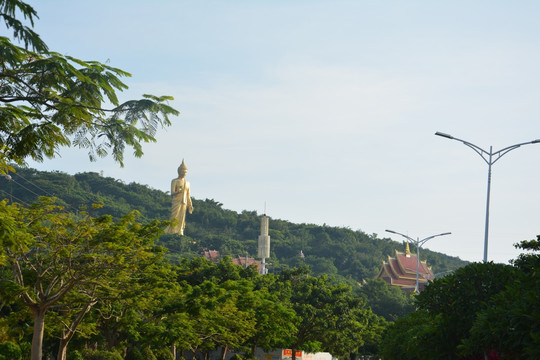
[385,229,451,293]
[435,132,540,262]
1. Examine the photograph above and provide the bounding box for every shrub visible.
[126,347,145,360]
[69,350,84,360]
[0,341,22,360]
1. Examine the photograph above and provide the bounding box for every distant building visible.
[203,250,220,263]
[376,242,434,293]
[203,250,262,270]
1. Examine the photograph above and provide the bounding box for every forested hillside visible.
[0,166,467,282]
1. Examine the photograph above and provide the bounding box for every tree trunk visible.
[251,344,257,359]
[221,345,228,360]
[292,348,296,360]
[56,299,96,360]
[57,337,68,360]
[31,308,46,360]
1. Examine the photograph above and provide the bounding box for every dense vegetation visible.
[0,167,465,359]
[0,166,468,282]
[0,197,386,360]
[2,170,538,359]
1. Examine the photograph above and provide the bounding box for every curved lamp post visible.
[435,132,540,262]
[385,229,451,293]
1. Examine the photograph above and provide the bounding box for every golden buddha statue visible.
[165,159,193,235]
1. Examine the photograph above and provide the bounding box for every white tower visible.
[257,214,271,274]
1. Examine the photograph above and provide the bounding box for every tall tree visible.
[380,262,516,359]
[378,309,437,360]
[414,262,515,359]
[357,278,414,321]
[280,268,382,360]
[0,0,179,174]
[246,274,297,357]
[460,236,540,359]
[1,197,166,360]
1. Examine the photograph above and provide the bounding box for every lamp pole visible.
[435,132,540,262]
[385,230,451,293]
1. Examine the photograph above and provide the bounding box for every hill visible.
[0,166,468,282]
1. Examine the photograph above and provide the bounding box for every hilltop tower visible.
[257,214,271,274]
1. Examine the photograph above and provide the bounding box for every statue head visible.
[177,159,188,177]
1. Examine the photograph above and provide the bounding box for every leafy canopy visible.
[0,0,179,174]
[1,197,168,360]
[459,237,540,359]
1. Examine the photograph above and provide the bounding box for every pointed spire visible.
[405,241,411,255]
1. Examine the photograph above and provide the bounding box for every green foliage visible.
[0,341,22,360]
[0,0,179,174]
[141,347,157,360]
[152,347,174,360]
[379,237,540,359]
[1,219,384,360]
[379,262,518,359]
[125,347,145,360]
[68,350,84,360]
[280,270,384,359]
[0,197,167,360]
[0,0,47,51]
[357,278,414,321]
[379,310,441,360]
[230,354,247,360]
[1,166,468,282]
[459,236,540,359]
[82,350,123,360]
[0,166,470,356]
[421,262,515,358]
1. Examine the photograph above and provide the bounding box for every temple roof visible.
[203,250,220,263]
[376,243,434,292]
[233,257,261,267]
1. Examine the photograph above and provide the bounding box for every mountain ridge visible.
[0,166,468,282]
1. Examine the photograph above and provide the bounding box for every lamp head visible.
[531,139,540,144]
[435,131,454,139]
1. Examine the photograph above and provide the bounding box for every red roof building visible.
[203,250,220,263]
[232,256,261,268]
[203,250,262,270]
[376,243,434,293]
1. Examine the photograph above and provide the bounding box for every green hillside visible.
[0,166,468,282]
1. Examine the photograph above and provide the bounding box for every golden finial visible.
[405,241,411,255]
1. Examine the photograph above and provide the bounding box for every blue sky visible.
[27,1,540,264]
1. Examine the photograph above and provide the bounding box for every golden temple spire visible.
[405,241,411,255]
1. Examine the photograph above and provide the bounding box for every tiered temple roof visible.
[376,243,434,293]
